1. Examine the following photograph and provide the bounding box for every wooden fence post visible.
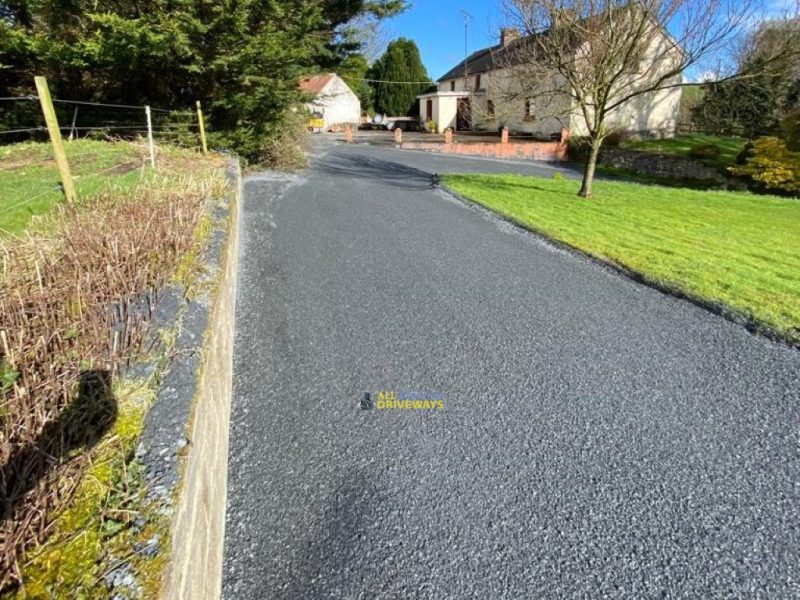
[145,105,156,168]
[196,101,208,154]
[34,76,77,205]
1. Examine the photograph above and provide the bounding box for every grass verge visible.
[444,174,800,344]
[0,139,151,235]
[0,139,229,595]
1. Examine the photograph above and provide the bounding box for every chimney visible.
[501,27,520,47]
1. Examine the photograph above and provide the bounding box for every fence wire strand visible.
[0,186,61,215]
[0,127,45,135]
[52,98,171,112]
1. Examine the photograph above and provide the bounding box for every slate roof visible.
[439,47,497,82]
[438,34,534,82]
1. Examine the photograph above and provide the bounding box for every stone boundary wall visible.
[599,147,725,182]
[160,160,242,599]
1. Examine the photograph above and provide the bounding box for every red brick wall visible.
[400,140,568,162]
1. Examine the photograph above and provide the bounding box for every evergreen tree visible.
[369,38,431,116]
[0,0,406,160]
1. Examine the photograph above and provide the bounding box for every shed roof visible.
[299,73,335,95]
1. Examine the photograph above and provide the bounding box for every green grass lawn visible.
[620,133,747,168]
[1,139,147,235]
[445,174,800,343]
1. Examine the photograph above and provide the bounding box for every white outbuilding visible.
[300,73,361,131]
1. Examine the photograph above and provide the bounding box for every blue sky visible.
[383,1,504,80]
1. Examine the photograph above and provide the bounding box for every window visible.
[475,74,481,90]
[487,99,495,118]
[524,100,533,120]
[450,80,456,92]
[426,99,433,120]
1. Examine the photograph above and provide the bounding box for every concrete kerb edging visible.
[437,181,798,350]
[159,159,242,599]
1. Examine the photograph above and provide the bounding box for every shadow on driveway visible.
[315,152,437,191]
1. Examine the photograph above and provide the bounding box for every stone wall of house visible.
[599,148,726,182]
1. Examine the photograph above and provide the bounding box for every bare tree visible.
[499,0,800,197]
[340,14,394,63]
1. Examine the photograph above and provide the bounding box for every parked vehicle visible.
[307,112,324,133]
[371,114,418,131]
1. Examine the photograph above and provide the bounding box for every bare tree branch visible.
[491,0,800,197]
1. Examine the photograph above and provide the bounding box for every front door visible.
[456,98,471,131]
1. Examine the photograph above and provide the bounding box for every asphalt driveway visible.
[223,138,799,598]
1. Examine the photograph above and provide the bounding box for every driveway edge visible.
[160,160,242,599]
[439,182,797,349]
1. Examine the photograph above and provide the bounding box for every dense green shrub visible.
[603,130,629,147]
[729,136,800,194]
[780,109,800,151]
[567,136,593,163]
[688,142,721,160]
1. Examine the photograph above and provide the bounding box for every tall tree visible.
[369,38,432,116]
[694,20,800,138]
[500,0,800,198]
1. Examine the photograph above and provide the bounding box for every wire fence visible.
[0,90,209,234]
[0,94,202,146]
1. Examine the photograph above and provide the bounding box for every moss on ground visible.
[3,142,231,598]
[13,379,154,598]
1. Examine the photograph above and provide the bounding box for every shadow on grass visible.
[1,370,117,522]
[448,177,582,200]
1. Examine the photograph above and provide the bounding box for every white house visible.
[300,73,361,131]
[419,27,682,138]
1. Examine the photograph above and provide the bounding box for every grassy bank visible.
[1,139,229,596]
[620,133,746,167]
[444,174,800,343]
[1,139,149,235]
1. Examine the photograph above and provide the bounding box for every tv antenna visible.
[461,10,473,89]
